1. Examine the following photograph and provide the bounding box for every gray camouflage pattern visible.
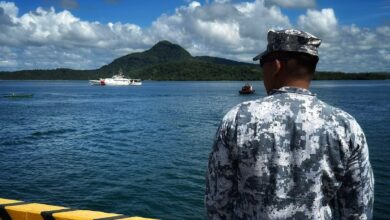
[205,86,374,219]
[253,29,321,61]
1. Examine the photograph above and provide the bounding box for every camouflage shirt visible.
[205,86,374,220]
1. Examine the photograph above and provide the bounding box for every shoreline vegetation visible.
[1,41,388,81]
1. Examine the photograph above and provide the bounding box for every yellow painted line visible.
[53,210,123,220]
[0,198,156,220]
[0,199,21,204]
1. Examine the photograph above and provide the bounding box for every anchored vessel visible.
[89,70,142,86]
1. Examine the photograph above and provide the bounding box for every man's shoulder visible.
[223,96,360,126]
[314,99,365,139]
[318,99,358,124]
[220,97,270,124]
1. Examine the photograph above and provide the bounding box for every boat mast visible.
[118,67,124,77]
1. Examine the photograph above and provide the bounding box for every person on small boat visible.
[206,29,374,219]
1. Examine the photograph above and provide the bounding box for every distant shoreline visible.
[1,41,388,81]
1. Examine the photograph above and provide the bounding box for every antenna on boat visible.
[118,67,124,76]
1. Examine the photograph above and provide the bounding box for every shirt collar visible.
[269,86,315,96]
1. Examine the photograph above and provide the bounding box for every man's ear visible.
[272,59,282,76]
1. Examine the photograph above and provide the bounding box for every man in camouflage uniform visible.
[205,29,374,219]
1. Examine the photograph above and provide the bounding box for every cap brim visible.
[253,50,269,61]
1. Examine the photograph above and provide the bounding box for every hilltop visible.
[0,41,388,80]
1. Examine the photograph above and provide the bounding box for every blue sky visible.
[1,0,389,72]
[12,0,390,27]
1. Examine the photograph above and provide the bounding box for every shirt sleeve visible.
[205,107,239,220]
[337,120,374,220]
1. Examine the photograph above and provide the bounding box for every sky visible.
[0,0,389,72]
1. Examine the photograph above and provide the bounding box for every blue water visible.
[0,80,389,219]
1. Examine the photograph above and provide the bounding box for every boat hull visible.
[89,76,142,86]
[239,90,255,94]
[103,79,131,86]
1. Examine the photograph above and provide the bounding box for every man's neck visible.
[267,80,310,95]
[279,80,310,89]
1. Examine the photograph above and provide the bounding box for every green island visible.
[0,41,388,81]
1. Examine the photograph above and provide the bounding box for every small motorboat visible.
[239,83,255,94]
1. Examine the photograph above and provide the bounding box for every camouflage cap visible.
[253,29,321,61]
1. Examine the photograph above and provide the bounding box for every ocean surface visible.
[0,80,389,219]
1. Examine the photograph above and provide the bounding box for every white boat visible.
[103,73,132,86]
[89,70,142,86]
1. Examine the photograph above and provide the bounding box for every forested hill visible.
[0,41,388,80]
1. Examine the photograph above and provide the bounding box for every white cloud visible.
[265,0,315,8]
[379,49,390,61]
[0,0,389,72]
[317,24,390,72]
[297,9,338,38]
[0,1,17,17]
[376,26,390,37]
[149,0,290,59]
[0,46,17,68]
[0,2,150,70]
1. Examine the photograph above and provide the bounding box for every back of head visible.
[254,29,321,75]
[265,51,319,78]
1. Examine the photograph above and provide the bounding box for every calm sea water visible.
[0,80,389,219]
